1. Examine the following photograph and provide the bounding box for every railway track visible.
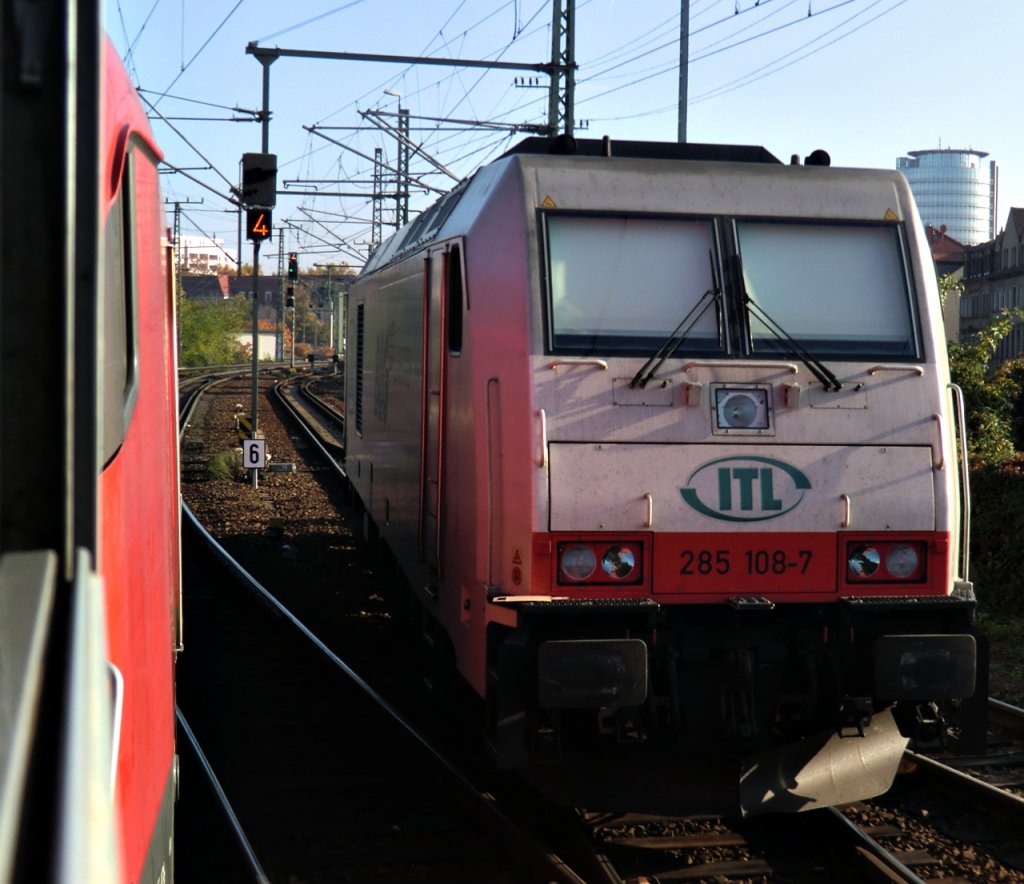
[178,510,575,882]
[276,371,347,459]
[178,372,586,882]
[581,805,935,883]
[305,351,1024,880]
[179,369,1024,883]
[922,698,1024,801]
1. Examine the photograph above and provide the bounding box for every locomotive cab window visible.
[446,243,464,355]
[543,213,920,362]
[544,214,723,355]
[101,144,140,465]
[737,221,920,360]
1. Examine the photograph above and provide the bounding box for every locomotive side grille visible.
[354,303,365,435]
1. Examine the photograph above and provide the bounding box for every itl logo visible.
[680,456,811,522]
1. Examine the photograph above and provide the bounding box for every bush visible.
[206,449,242,481]
[968,457,1024,615]
[943,286,1024,614]
[949,308,1024,467]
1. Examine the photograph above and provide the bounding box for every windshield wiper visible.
[631,251,722,390]
[744,295,842,392]
[630,288,718,389]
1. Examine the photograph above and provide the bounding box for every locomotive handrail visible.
[548,358,608,370]
[931,414,945,471]
[486,378,500,587]
[58,550,122,883]
[840,493,851,528]
[643,492,654,528]
[949,383,971,581]
[867,365,925,376]
[681,360,799,374]
[537,408,548,468]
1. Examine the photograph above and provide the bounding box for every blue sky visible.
[107,0,1022,270]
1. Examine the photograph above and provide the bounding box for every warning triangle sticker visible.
[541,196,557,209]
[883,209,897,220]
[512,550,522,564]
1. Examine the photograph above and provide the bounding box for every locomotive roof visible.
[362,136,838,275]
[501,135,782,165]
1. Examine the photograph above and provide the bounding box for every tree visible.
[941,281,1024,612]
[308,263,354,276]
[178,295,250,366]
[993,357,1024,452]
[945,275,1024,466]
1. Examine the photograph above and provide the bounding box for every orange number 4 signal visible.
[246,209,272,241]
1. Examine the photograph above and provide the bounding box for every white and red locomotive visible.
[344,136,981,814]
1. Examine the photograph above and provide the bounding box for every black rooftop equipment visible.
[503,135,783,165]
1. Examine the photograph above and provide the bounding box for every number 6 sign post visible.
[242,438,267,473]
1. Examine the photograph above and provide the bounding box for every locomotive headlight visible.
[560,545,597,581]
[715,387,770,430]
[848,545,881,577]
[844,539,927,584]
[556,540,645,587]
[885,544,920,579]
[600,545,636,580]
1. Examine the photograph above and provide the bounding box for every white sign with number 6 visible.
[242,439,267,470]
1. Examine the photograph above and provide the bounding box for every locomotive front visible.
[481,142,981,814]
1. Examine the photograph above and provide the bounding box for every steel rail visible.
[824,807,927,883]
[906,750,1024,820]
[988,697,1024,730]
[181,444,587,884]
[175,707,271,884]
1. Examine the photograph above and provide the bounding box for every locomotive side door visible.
[419,248,447,575]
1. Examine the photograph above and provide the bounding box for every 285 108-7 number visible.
[680,549,813,576]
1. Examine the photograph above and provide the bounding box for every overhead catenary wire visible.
[140,92,239,199]
[579,0,789,83]
[113,0,916,261]
[124,2,558,247]
[253,0,371,44]
[689,0,909,103]
[577,0,902,111]
[116,0,162,81]
[139,87,262,117]
[178,209,239,267]
[152,0,245,106]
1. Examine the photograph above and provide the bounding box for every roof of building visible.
[179,275,230,300]
[925,224,966,265]
[906,147,990,159]
[1007,207,1024,238]
[179,272,353,301]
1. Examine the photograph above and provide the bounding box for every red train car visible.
[97,36,181,884]
[0,12,178,882]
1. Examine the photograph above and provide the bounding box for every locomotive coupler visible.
[837,697,873,737]
[909,701,945,748]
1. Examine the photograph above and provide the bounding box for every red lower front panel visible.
[535,531,952,604]
[653,531,835,598]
